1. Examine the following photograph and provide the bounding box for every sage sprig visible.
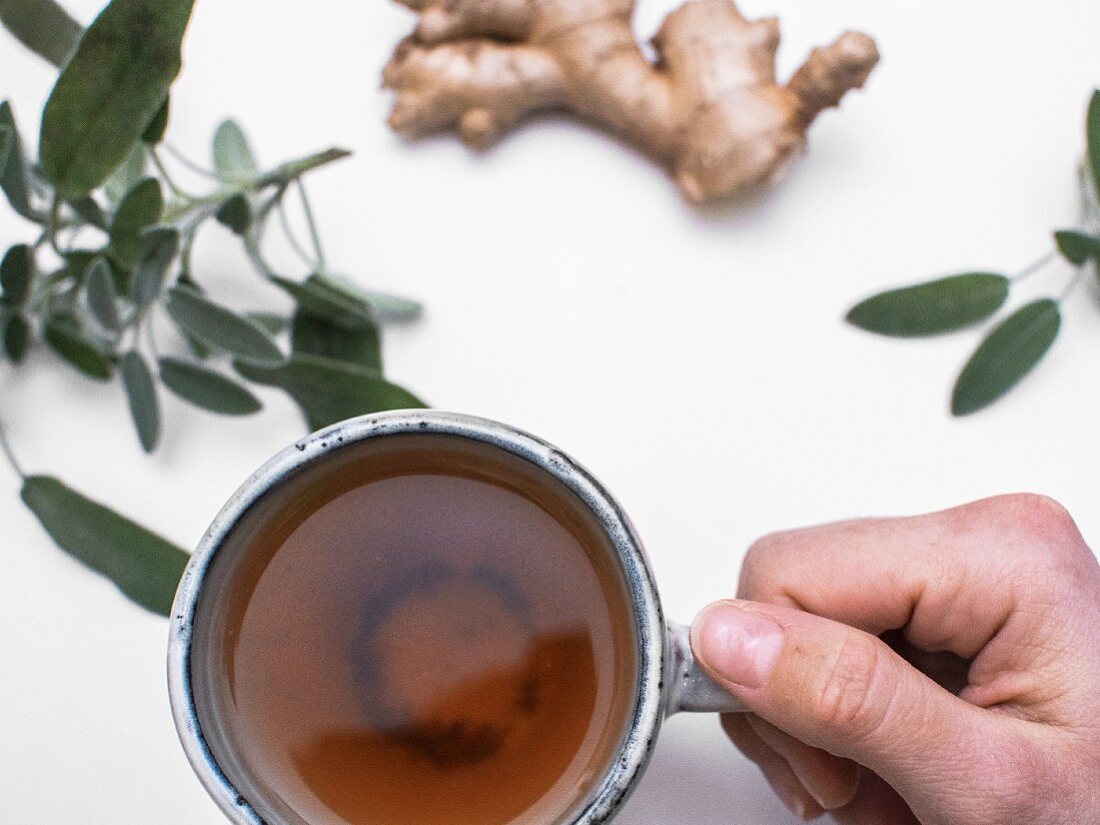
[0,0,427,615]
[847,90,1100,417]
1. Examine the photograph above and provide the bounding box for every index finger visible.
[737,494,1084,660]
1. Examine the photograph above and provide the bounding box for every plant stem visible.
[0,418,26,480]
[161,191,227,225]
[159,147,348,226]
[47,193,63,257]
[1011,251,1057,283]
[163,142,222,180]
[277,198,317,269]
[1058,269,1087,303]
[254,147,350,189]
[243,233,278,280]
[148,146,198,201]
[296,180,326,271]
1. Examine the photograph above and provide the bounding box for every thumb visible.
[690,599,994,795]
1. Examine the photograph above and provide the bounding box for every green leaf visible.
[64,248,127,293]
[0,101,35,219]
[164,286,285,365]
[184,334,210,360]
[171,275,212,358]
[1088,90,1100,201]
[272,273,375,330]
[38,0,196,195]
[84,257,121,330]
[214,193,251,235]
[235,352,425,431]
[1,243,33,307]
[3,313,29,362]
[121,350,159,451]
[104,142,146,204]
[277,273,422,325]
[108,177,162,267]
[20,475,188,616]
[63,249,97,279]
[247,312,287,336]
[68,195,107,229]
[159,356,262,415]
[212,119,257,182]
[142,97,169,144]
[846,273,1009,337]
[292,310,381,371]
[0,0,83,68]
[1053,229,1100,265]
[951,299,1060,416]
[353,288,422,324]
[129,226,178,308]
[43,315,112,379]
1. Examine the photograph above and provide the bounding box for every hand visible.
[689,494,1100,824]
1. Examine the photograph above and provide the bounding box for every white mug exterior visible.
[167,410,742,825]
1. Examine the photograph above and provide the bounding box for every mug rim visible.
[167,409,668,825]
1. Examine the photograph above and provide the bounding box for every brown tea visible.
[190,434,639,825]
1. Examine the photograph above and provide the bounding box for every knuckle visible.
[990,493,1078,544]
[738,531,790,598]
[971,495,1093,579]
[809,630,891,742]
[973,740,1060,822]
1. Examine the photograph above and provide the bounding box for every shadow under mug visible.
[168,410,745,824]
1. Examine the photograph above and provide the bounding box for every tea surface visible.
[193,435,638,825]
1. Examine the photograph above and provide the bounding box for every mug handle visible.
[665,622,748,715]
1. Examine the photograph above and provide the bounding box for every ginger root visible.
[382,0,879,203]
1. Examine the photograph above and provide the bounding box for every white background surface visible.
[2,1,1100,822]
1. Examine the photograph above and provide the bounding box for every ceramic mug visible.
[168,410,746,825]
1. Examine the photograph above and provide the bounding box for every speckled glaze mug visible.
[168,410,744,825]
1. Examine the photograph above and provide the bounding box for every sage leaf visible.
[272,273,375,330]
[185,335,210,360]
[951,299,1060,416]
[235,352,425,431]
[159,357,261,415]
[214,193,251,235]
[108,177,163,267]
[212,119,257,182]
[353,289,422,324]
[20,475,188,616]
[164,286,284,366]
[247,312,287,336]
[38,0,195,195]
[63,249,97,279]
[104,142,145,204]
[85,257,121,330]
[65,248,127,293]
[1053,229,1100,265]
[130,226,178,308]
[43,315,112,380]
[142,97,169,145]
[68,195,107,229]
[120,350,159,451]
[1,243,33,307]
[292,310,381,371]
[171,276,212,358]
[1088,90,1100,199]
[846,273,1009,337]
[0,101,34,219]
[3,313,29,362]
[0,0,82,68]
